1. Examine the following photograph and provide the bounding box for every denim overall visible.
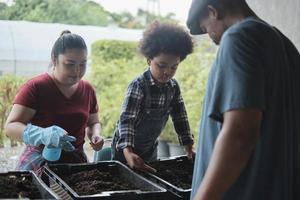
[112,77,173,163]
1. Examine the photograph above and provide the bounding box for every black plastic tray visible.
[43,161,169,200]
[145,156,194,200]
[0,171,58,199]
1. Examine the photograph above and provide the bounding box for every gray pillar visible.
[247,0,300,51]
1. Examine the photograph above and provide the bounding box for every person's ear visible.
[51,55,58,68]
[147,59,151,66]
[207,5,219,20]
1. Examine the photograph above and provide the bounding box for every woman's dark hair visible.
[139,21,193,61]
[51,30,87,59]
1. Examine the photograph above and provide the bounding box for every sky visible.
[94,0,193,24]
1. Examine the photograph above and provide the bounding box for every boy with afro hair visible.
[112,21,195,171]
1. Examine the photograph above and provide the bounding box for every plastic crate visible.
[144,156,194,200]
[42,161,170,200]
[0,171,58,199]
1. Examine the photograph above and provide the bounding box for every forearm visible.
[123,146,133,155]
[4,104,36,142]
[4,122,27,142]
[116,119,136,150]
[194,130,257,200]
[173,120,193,145]
[117,82,143,150]
[171,100,193,145]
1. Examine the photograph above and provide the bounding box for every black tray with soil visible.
[0,171,58,199]
[143,156,194,200]
[42,161,169,200]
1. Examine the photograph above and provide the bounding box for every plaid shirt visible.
[116,70,194,150]
[17,145,87,175]
[16,145,45,175]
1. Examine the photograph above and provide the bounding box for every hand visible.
[185,143,195,160]
[123,148,157,173]
[58,134,77,152]
[90,135,104,151]
[22,124,76,152]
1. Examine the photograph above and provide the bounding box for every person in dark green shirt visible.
[187,0,300,199]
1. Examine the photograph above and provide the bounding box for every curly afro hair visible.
[139,21,194,61]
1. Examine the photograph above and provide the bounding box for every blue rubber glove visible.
[22,124,76,152]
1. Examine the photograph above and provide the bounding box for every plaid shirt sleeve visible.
[170,83,194,146]
[116,81,144,150]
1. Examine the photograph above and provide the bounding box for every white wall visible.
[0,20,143,77]
[247,0,300,51]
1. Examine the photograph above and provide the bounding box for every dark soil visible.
[0,174,42,199]
[149,159,194,189]
[61,168,140,195]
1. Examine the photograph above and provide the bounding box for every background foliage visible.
[89,39,215,143]
[0,0,216,147]
[0,0,110,26]
[0,75,26,147]
[0,0,178,28]
[0,39,215,147]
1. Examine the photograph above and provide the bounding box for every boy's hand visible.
[90,135,104,151]
[185,143,195,160]
[123,147,157,173]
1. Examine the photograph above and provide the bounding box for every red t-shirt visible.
[14,73,99,149]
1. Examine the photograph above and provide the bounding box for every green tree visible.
[137,8,178,25]
[160,41,215,143]
[0,0,110,26]
[0,75,26,147]
[0,3,8,19]
[90,40,145,137]
[0,0,179,29]
[111,8,178,29]
[76,1,110,26]
[109,11,145,29]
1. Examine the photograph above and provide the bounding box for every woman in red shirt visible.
[4,30,104,173]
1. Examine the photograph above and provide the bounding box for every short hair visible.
[51,30,87,59]
[139,21,194,61]
[208,0,254,19]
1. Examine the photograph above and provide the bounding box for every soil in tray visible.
[0,174,42,199]
[149,160,194,189]
[60,168,141,195]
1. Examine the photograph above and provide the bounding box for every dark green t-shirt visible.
[191,16,300,200]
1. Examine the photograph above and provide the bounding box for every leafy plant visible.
[0,0,110,26]
[0,39,216,147]
[0,0,177,29]
[0,75,26,147]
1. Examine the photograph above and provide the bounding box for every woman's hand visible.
[90,135,104,151]
[22,124,76,151]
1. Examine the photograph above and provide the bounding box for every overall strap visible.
[165,83,173,108]
[142,73,152,110]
